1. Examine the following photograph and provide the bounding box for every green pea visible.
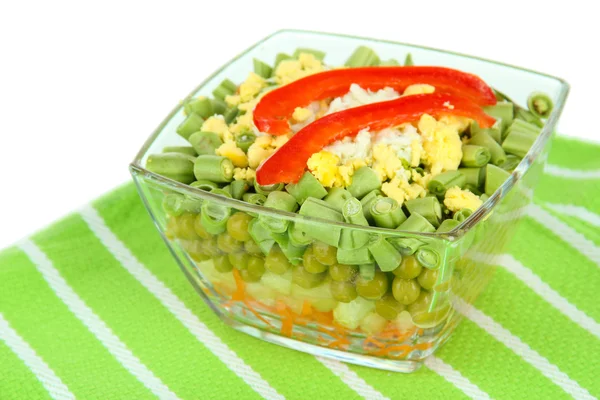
[176,213,200,240]
[226,212,252,242]
[355,270,389,300]
[217,233,243,253]
[193,214,211,239]
[375,294,405,320]
[239,268,261,282]
[392,255,422,279]
[417,268,439,291]
[166,216,178,239]
[264,245,292,275]
[330,280,357,303]
[213,255,233,273]
[292,265,326,289]
[302,248,328,274]
[247,256,266,280]
[228,252,249,270]
[408,291,433,316]
[244,240,263,255]
[392,277,421,305]
[182,240,210,262]
[312,241,337,265]
[329,264,358,282]
[200,237,221,257]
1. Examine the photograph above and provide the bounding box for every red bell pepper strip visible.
[256,93,495,185]
[253,66,497,135]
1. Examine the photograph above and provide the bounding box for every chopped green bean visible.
[248,218,275,255]
[347,166,381,199]
[368,234,402,272]
[188,131,223,155]
[345,46,380,67]
[339,198,370,250]
[176,113,205,140]
[458,167,485,189]
[224,107,239,124]
[515,108,544,128]
[483,101,513,132]
[200,188,232,235]
[285,171,328,205]
[288,223,313,247]
[461,145,491,168]
[389,213,435,255]
[212,79,237,100]
[230,180,249,200]
[453,208,473,223]
[297,198,343,247]
[253,58,273,79]
[527,92,553,119]
[416,244,442,270]
[162,146,197,156]
[370,197,407,229]
[193,155,234,183]
[502,128,537,158]
[324,187,354,211]
[271,231,306,266]
[259,191,298,233]
[211,98,227,115]
[184,97,214,119]
[337,246,373,265]
[293,48,326,61]
[404,53,414,66]
[235,131,256,153]
[361,190,382,224]
[485,164,511,196]
[359,264,376,281]
[469,131,507,166]
[254,181,285,196]
[274,53,293,69]
[242,193,267,215]
[428,171,466,197]
[464,184,482,196]
[162,193,202,216]
[146,153,196,183]
[500,154,521,171]
[405,197,442,227]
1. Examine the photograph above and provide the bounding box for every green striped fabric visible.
[1,135,599,400]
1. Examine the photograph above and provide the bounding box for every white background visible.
[0,1,598,249]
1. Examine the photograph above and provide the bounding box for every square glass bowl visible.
[130,30,569,372]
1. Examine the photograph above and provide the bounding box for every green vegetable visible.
[345,46,380,67]
[293,48,326,61]
[146,153,196,184]
[259,191,298,233]
[380,59,400,66]
[292,265,326,289]
[355,270,389,300]
[337,246,373,265]
[162,146,197,156]
[211,98,227,115]
[360,189,382,223]
[324,187,354,211]
[347,166,381,199]
[392,255,422,279]
[312,241,337,266]
[458,167,485,189]
[469,131,507,166]
[389,213,435,255]
[502,122,539,158]
[461,145,491,167]
[392,277,421,305]
[428,170,466,197]
[370,197,407,229]
[212,79,237,100]
[253,58,273,79]
[200,188,232,235]
[296,198,343,247]
[230,180,249,200]
[375,295,405,320]
[254,181,285,196]
[226,212,252,242]
[439,218,461,231]
[404,53,414,66]
[485,164,511,196]
[194,155,234,183]
[453,208,473,223]
[248,218,275,255]
[483,101,513,133]
[274,53,293,69]
[367,234,402,272]
[188,131,223,155]
[184,97,214,119]
[285,171,328,205]
[224,107,239,124]
[330,280,357,303]
[264,245,292,274]
[176,113,205,140]
[235,132,256,153]
[405,197,442,227]
[339,198,370,250]
[527,92,553,119]
[500,154,521,171]
[329,264,358,282]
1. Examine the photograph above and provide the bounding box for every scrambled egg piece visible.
[417,114,463,176]
[412,170,432,188]
[225,94,241,107]
[403,84,435,96]
[275,53,324,85]
[239,72,266,103]
[307,151,347,187]
[444,186,483,212]
[216,141,248,168]
[439,115,471,132]
[230,112,253,135]
[292,107,312,122]
[233,167,256,182]
[246,135,291,169]
[202,116,233,141]
[410,138,424,167]
[381,175,426,205]
[372,144,404,181]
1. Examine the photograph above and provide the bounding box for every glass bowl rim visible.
[130,28,570,240]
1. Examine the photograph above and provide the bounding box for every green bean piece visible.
[292,265,326,289]
[502,125,538,158]
[469,131,507,166]
[199,188,232,235]
[485,164,511,196]
[330,281,357,303]
[217,233,243,254]
[254,180,285,196]
[427,170,466,197]
[339,198,370,250]
[188,131,223,156]
[288,223,313,247]
[184,97,214,119]
[416,246,442,270]
[337,246,373,265]
[211,98,227,115]
[193,214,211,239]
[388,213,435,255]
[229,180,249,200]
[370,196,407,228]
[461,145,491,168]
[527,92,553,119]
[392,255,422,279]
[163,193,202,216]
[271,232,307,266]
[404,53,414,66]
[464,184,482,196]
[379,59,400,66]
[285,171,328,205]
[212,79,237,101]
[176,113,205,140]
[500,154,521,171]
[253,58,273,79]
[242,193,267,217]
[162,146,197,156]
[515,108,544,128]
[247,256,266,280]
[324,187,354,211]
[453,208,473,223]
[472,119,503,144]
[483,101,513,132]
[345,46,380,67]
[302,248,328,274]
[405,197,442,227]
[274,53,293,69]
[235,131,256,153]
[228,252,249,270]
[296,198,343,247]
[264,245,292,274]
[359,264,376,280]
[375,295,405,320]
[213,255,234,273]
[347,166,381,199]
[312,241,337,266]
[224,107,240,124]
[392,277,421,305]
[356,270,389,300]
[194,155,234,183]
[480,193,490,202]
[458,167,485,189]
[146,153,196,184]
[226,212,252,242]
[173,213,199,240]
[329,264,358,282]
[244,240,263,256]
[221,184,232,197]
[417,268,439,291]
[438,218,461,232]
[368,234,402,272]
[293,48,326,61]
[360,190,382,223]
[248,218,275,255]
[258,191,298,233]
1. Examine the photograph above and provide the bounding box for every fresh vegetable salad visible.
[145,46,552,361]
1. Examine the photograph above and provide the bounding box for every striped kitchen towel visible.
[1,135,599,400]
